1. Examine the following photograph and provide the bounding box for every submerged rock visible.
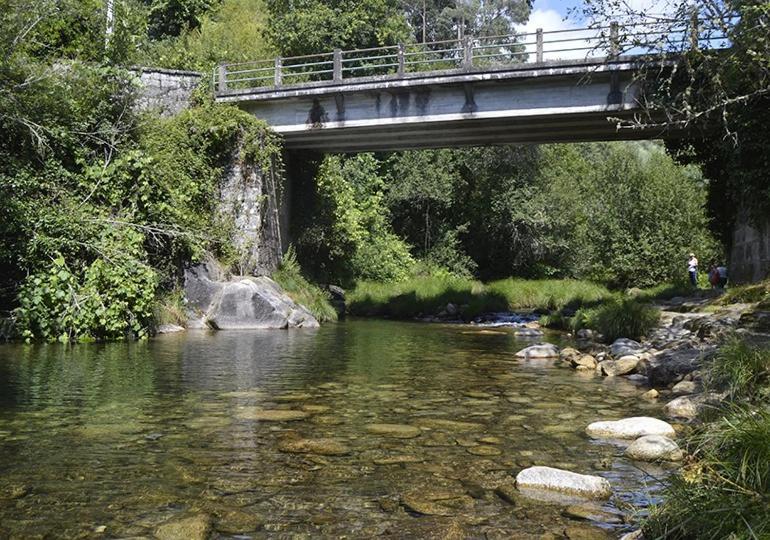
[514,328,544,338]
[414,418,483,432]
[515,466,612,499]
[365,423,421,438]
[515,343,560,359]
[585,417,675,439]
[155,513,211,540]
[401,490,474,516]
[278,437,351,456]
[235,408,310,421]
[624,435,684,462]
[562,504,624,524]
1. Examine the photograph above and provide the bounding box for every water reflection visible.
[0,321,671,538]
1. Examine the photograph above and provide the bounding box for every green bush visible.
[591,297,659,341]
[272,247,337,323]
[15,230,157,342]
[644,405,770,539]
[704,338,770,400]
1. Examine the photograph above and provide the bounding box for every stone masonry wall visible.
[730,212,770,283]
[132,67,203,117]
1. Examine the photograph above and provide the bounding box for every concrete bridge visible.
[213,20,724,151]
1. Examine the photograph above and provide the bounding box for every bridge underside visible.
[217,60,674,152]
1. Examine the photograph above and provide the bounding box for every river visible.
[0,320,674,538]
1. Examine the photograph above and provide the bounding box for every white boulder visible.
[515,466,612,499]
[624,435,684,462]
[586,417,675,439]
[515,343,560,359]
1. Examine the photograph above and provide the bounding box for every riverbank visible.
[543,281,770,538]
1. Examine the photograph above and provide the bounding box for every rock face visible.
[184,263,318,330]
[624,435,684,462]
[515,343,560,359]
[515,466,612,499]
[585,417,675,439]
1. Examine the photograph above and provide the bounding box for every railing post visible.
[217,64,227,93]
[333,49,343,82]
[462,36,473,70]
[536,28,543,63]
[689,8,700,50]
[397,43,405,76]
[609,21,620,58]
[274,57,282,87]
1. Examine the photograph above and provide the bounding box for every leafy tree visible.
[574,0,770,238]
[265,0,411,57]
[436,0,530,40]
[295,154,414,285]
[143,0,221,39]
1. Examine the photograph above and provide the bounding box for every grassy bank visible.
[273,249,338,323]
[348,276,613,319]
[644,338,770,539]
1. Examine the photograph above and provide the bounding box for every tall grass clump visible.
[704,338,770,400]
[644,405,770,539]
[592,297,659,341]
[348,275,611,319]
[272,247,337,323]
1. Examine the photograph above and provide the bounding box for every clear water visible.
[0,320,672,539]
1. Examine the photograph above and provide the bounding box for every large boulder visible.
[624,435,684,462]
[184,263,318,330]
[515,466,612,499]
[208,278,318,329]
[585,417,675,439]
[515,343,560,359]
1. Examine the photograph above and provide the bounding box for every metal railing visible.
[213,16,732,94]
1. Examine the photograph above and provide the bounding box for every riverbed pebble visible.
[235,408,310,421]
[585,417,675,439]
[365,423,421,438]
[277,437,351,456]
[515,466,612,499]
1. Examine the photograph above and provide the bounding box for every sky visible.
[515,0,678,60]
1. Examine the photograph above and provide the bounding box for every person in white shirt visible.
[687,253,698,287]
